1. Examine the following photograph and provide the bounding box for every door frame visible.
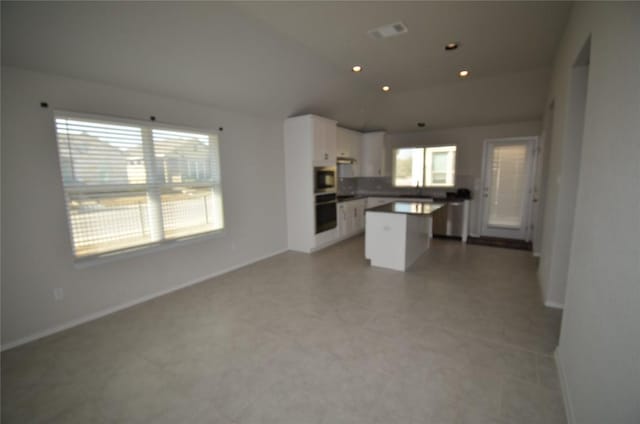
[478,136,538,240]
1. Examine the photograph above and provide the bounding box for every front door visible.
[480,137,536,240]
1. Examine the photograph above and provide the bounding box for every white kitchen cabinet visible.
[347,202,356,236]
[345,201,357,236]
[312,116,337,166]
[337,127,362,177]
[338,198,367,239]
[284,114,338,253]
[337,127,361,158]
[361,131,387,177]
[337,203,348,238]
[354,199,366,232]
[336,127,352,158]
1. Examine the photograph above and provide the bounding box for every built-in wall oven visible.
[315,193,337,234]
[314,166,336,193]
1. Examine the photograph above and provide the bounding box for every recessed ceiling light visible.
[352,65,363,73]
[445,42,459,51]
[458,70,470,78]
[382,85,391,92]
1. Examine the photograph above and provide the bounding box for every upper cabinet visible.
[337,127,362,176]
[311,116,337,166]
[361,131,388,177]
[336,127,361,159]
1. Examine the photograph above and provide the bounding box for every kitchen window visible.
[393,145,456,187]
[54,112,224,261]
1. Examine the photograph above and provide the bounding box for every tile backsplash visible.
[337,177,358,195]
[339,176,475,198]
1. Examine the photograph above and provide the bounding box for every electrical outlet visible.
[53,288,64,301]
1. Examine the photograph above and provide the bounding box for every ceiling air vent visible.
[368,22,408,39]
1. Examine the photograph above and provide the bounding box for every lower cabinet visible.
[329,197,441,251]
[337,203,348,238]
[338,199,366,239]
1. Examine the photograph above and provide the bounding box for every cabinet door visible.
[361,132,387,177]
[357,200,366,231]
[350,203,358,235]
[313,121,327,164]
[324,121,337,164]
[342,202,353,237]
[313,118,337,165]
[337,204,346,237]
[336,127,351,158]
[351,132,362,176]
[352,203,361,233]
[361,142,380,176]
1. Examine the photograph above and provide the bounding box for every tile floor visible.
[1,237,566,423]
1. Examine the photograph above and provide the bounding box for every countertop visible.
[366,201,446,216]
[337,194,469,203]
[337,195,368,202]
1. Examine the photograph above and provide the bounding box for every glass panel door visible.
[481,138,536,240]
[488,144,528,227]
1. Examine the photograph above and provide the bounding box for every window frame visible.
[424,145,457,187]
[391,146,426,187]
[53,110,225,266]
[391,144,457,188]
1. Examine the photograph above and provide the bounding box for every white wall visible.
[385,120,542,236]
[538,61,589,308]
[543,3,640,423]
[1,67,287,348]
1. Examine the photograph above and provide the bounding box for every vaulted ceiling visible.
[2,1,571,132]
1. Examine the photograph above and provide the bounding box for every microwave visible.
[314,166,336,193]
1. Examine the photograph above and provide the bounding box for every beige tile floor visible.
[2,237,566,424]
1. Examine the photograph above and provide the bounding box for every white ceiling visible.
[1,1,571,132]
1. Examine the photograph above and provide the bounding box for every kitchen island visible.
[365,201,445,271]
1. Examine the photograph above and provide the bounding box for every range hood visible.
[337,157,357,164]
[337,162,354,178]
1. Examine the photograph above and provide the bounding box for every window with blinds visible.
[487,144,527,227]
[392,145,456,188]
[425,146,456,187]
[55,112,224,260]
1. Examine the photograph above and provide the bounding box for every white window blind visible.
[392,145,456,188]
[393,147,425,186]
[55,113,224,259]
[425,146,456,187]
[488,144,527,228]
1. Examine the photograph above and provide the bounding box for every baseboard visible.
[555,348,575,424]
[1,248,288,351]
[544,300,564,309]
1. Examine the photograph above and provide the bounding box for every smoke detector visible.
[368,22,408,39]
